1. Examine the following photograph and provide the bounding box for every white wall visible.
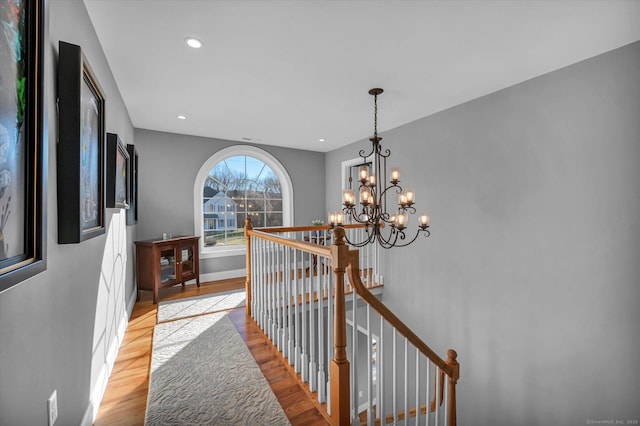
[0,0,137,424]
[326,41,640,425]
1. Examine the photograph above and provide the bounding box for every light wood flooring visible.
[94,278,330,425]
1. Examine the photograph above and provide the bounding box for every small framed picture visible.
[106,133,130,209]
[57,41,106,243]
[126,144,138,225]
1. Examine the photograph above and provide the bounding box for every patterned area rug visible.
[145,311,290,425]
[157,289,246,323]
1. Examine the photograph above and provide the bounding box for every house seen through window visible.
[202,155,283,247]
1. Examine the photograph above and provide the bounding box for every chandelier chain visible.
[373,92,378,139]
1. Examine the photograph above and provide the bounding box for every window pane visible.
[245,199,264,212]
[245,156,266,181]
[203,154,284,246]
[266,212,282,227]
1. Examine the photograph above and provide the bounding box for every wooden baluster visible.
[366,304,374,426]
[330,227,350,426]
[415,348,420,425]
[317,255,326,403]
[285,247,292,360]
[309,256,317,392]
[379,316,385,423]
[404,337,408,426]
[276,242,283,349]
[327,259,334,412]
[244,218,253,316]
[351,280,358,422]
[446,349,459,426]
[301,250,309,382]
[294,248,301,372]
[270,241,276,341]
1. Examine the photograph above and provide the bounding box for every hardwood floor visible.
[94,278,330,425]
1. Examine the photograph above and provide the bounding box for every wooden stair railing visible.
[345,246,459,426]
[244,219,459,426]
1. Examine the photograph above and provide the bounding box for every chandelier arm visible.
[379,183,403,200]
[393,229,428,248]
[375,225,400,249]
[400,206,417,215]
[378,211,393,224]
[359,146,376,160]
[376,147,391,159]
[343,207,369,225]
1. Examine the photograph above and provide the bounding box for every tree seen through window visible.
[202,155,282,247]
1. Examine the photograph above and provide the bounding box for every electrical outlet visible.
[47,390,58,426]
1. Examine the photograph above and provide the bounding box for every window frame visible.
[194,145,294,258]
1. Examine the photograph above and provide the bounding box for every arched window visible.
[194,146,293,257]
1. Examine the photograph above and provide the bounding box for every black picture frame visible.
[106,133,129,209]
[126,144,138,225]
[0,0,47,292]
[57,41,106,244]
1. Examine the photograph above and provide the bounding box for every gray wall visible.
[134,128,326,275]
[326,41,640,425]
[0,0,137,424]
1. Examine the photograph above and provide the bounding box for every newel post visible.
[446,349,459,426]
[330,227,350,426]
[244,218,253,316]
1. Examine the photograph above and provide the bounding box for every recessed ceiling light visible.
[319,138,325,142]
[177,115,187,120]
[185,37,202,49]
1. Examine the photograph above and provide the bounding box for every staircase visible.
[244,219,459,426]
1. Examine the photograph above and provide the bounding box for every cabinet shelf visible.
[135,236,200,304]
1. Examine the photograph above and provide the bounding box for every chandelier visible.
[328,88,430,248]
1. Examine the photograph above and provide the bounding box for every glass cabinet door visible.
[180,244,194,278]
[159,248,177,283]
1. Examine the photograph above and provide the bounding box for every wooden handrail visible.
[345,248,459,424]
[252,223,366,234]
[346,249,453,374]
[247,228,332,258]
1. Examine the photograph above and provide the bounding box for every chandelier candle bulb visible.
[360,187,372,205]
[396,213,408,230]
[390,168,400,184]
[398,192,407,206]
[419,213,430,228]
[368,175,376,186]
[359,165,369,182]
[342,189,355,206]
[406,189,415,204]
[329,211,343,227]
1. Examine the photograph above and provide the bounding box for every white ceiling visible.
[83,0,640,153]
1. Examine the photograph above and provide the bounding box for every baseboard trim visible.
[200,268,246,283]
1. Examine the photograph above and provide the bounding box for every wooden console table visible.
[134,235,200,304]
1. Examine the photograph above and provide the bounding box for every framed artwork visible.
[106,133,129,209]
[0,0,47,291]
[57,41,106,243]
[126,144,138,225]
